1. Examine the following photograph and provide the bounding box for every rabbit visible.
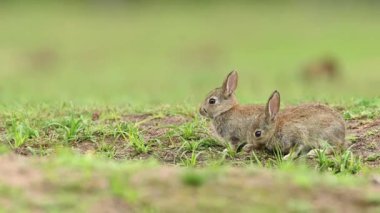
[199,71,264,150]
[302,56,340,81]
[245,90,346,159]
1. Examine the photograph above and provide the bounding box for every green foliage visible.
[180,150,203,167]
[47,116,91,143]
[316,150,362,174]
[6,119,39,148]
[97,142,117,159]
[115,123,149,154]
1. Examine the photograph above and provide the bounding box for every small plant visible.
[180,150,203,167]
[115,123,149,154]
[47,116,90,142]
[268,145,285,167]
[250,150,263,167]
[6,120,39,148]
[179,140,202,153]
[170,118,208,141]
[316,149,362,174]
[127,125,149,154]
[97,142,117,159]
[222,143,237,158]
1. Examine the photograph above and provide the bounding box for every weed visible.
[47,116,90,143]
[97,142,117,159]
[6,119,39,148]
[179,140,202,153]
[223,143,237,158]
[181,150,203,167]
[250,150,263,167]
[115,123,149,154]
[268,145,285,167]
[316,150,362,174]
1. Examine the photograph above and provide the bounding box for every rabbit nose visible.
[199,107,207,116]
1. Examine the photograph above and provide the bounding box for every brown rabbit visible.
[302,57,340,81]
[199,71,264,149]
[245,91,346,158]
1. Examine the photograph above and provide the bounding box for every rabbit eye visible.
[208,98,216,104]
[255,130,262,138]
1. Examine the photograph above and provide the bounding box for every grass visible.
[316,149,362,174]
[6,119,39,148]
[116,123,150,154]
[47,116,91,143]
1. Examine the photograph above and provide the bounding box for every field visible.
[1,1,380,212]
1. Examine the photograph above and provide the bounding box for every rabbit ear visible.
[222,70,238,97]
[265,90,280,122]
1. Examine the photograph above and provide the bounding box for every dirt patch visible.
[0,154,42,188]
[73,140,97,154]
[91,198,132,213]
[122,113,189,141]
[347,118,380,166]
[140,115,189,140]
[131,167,380,212]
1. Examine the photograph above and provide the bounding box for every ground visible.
[0,102,379,212]
[0,154,379,212]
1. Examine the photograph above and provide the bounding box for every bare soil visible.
[347,118,380,167]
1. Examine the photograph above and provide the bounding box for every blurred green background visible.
[1,1,379,105]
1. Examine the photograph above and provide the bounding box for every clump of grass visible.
[115,123,149,154]
[6,119,39,148]
[47,116,91,143]
[180,140,202,153]
[267,145,286,167]
[316,150,362,174]
[223,143,237,158]
[168,117,209,141]
[250,150,264,167]
[97,142,117,159]
[180,150,203,167]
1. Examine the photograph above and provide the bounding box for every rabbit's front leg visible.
[242,143,254,153]
[283,144,307,160]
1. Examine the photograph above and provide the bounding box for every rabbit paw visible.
[283,154,291,160]
[306,149,319,159]
[242,144,254,153]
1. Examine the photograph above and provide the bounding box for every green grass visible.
[6,119,39,148]
[1,2,380,105]
[316,149,362,174]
